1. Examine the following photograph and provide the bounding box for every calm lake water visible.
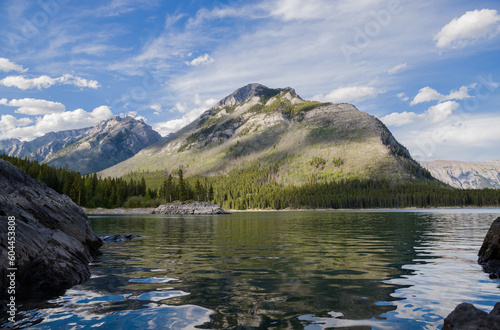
[3,209,500,329]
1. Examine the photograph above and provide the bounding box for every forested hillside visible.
[3,154,500,210]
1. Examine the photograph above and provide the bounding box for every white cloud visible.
[392,114,500,161]
[410,87,444,105]
[266,0,332,21]
[397,92,409,102]
[382,101,459,126]
[425,101,459,122]
[410,85,473,105]
[185,54,214,67]
[0,106,113,141]
[0,74,100,90]
[435,9,500,49]
[150,104,162,115]
[174,102,188,113]
[312,86,382,103]
[153,98,217,136]
[0,115,33,132]
[0,98,66,115]
[0,58,27,73]
[381,111,419,126]
[388,63,407,74]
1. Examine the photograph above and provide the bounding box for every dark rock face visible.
[443,302,500,329]
[152,202,230,215]
[101,234,144,242]
[0,159,102,305]
[478,217,500,276]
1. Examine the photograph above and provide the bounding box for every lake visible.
[3,209,500,329]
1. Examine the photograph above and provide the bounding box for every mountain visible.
[1,116,163,175]
[100,83,431,184]
[2,128,92,161]
[43,116,163,174]
[0,138,21,153]
[421,160,500,189]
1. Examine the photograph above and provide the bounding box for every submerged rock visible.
[152,201,230,215]
[478,217,500,276]
[0,159,102,306]
[101,234,144,242]
[443,302,500,329]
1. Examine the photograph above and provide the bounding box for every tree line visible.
[0,155,213,208]
[2,154,500,210]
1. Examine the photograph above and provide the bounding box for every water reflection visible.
[1,210,499,329]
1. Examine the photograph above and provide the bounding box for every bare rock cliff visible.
[0,159,102,306]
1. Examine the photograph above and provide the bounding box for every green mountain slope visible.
[100,83,431,183]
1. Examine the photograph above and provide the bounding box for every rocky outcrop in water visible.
[0,159,102,306]
[152,202,230,215]
[101,234,144,242]
[478,217,500,277]
[443,302,500,329]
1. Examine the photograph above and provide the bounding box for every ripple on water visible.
[128,277,180,284]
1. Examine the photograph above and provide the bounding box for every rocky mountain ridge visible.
[1,127,91,161]
[101,83,431,184]
[0,116,163,175]
[421,159,500,189]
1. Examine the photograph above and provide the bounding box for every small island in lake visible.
[152,201,230,215]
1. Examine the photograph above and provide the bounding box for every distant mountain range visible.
[421,160,500,189]
[100,83,432,184]
[0,116,162,175]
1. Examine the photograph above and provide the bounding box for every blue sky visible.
[1,0,499,161]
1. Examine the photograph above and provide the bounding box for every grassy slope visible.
[100,92,431,185]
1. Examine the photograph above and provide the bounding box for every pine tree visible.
[178,168,186,201]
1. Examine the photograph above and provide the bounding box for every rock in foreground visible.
[478,217,500,277]
[152,202,230,215]
[0,159,102,306]
[443,302,500,329]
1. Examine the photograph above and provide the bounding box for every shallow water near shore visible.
[3,209,500,329]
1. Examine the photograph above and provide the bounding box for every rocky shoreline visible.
[0,159,102,307]
[152,201,230,215]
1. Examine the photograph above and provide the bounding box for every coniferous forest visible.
[2,153,500,210]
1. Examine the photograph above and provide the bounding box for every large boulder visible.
[443,302,500,329]
[478,217,500,277]
[152,201,230,215]
[0,159,102,306]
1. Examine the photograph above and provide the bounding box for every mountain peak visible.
[213,83,298,109]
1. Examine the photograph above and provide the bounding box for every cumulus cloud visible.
[185,54,215,67]
[0,98,66,115]
[312,86,382,103]
[382,100,459,126]
[0,58,27,73]
[0,115,33,131]
[410,85,474,105]
[388,63,407,74]
[0,106,113,141]
[153,98,217,136]
[435,9,500,49]
[0,74,100,90]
